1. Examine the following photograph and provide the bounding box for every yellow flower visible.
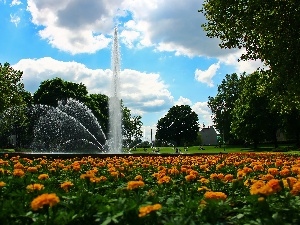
[60,181,73,192]
[0,181,6,187]
[38,174,49,180]
[138,204,162,217]
[26,184,44,192]
[31,193,60,211]
[127,181,145,190]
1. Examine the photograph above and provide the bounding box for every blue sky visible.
[0,0,264,141]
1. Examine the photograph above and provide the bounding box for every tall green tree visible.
[231,71,281,148]
[85,94,109,135]
[156,105,199,146]
[0,63,30,148]
[200,0,300,111]
[208,73,243,144]
[0,63,25,113]
[34,77,88,106]
[122,107,143,148]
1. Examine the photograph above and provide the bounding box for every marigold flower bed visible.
[1,153,300,224]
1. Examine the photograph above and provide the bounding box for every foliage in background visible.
[156,105,199,146]
[208,73,242,144]
[200,0,300,114]
[231,71,281,148]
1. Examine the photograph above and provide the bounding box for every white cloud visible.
[219,49,268,74]
[10,13,20,26]
[191,101,213,127]
[195,62,220,87]
[26,0,118,54]
[24,0,235,58]
[13,57,173,115]
[10,0,21,6]
[174,96,192,106]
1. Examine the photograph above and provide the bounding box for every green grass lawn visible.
[125,145,284,154]
[1,144,298,154]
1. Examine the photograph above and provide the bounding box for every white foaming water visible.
[108,27,122,153]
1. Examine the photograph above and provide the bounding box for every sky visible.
[0,0,264,141]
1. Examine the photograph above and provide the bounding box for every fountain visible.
[107,27,123,153]
[30,98,106,153]
[1,27,124,156]
[29,27,123,154]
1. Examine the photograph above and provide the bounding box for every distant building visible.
[200,126,218,146]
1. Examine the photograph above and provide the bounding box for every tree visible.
[208,73,243,144]
[200,1,300,111]
[231,71,281,148]
[156,105,199,146]
[33,77,88,106]
[0,62,25,113]
[85,94,109,135]
[0,63,30,148]
[122,107,143,148]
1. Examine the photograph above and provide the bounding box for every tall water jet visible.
[108,27,122,153]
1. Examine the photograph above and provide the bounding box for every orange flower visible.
[31,193,60,211]
[110,171,119,178]
[204,191,227,201]
[250,180,273,196]
[38,174,49,180]
[138,204,162,217]
[253,164,264,172]
[14,163,24,170]
[60,181,73,192]
[291,182,300,195]
[250,180,266,195]
[157,175,171,184]
[224,174,234,182]
[0,181,6,187]
[80,171,95,179]
[134,175,143,181]
[266,179,282,193]
[279,168,290,177]
[268,168,279,176]
[243,167,253,174]
[198,177,209,184]
[13,169,25,177]
[185,174,197,182]
[168,167,179,175]
[197,186,211,192]
[260,174,274,181]
[27,167,38,173]
[127,181,145,190]
[26,183,44,192]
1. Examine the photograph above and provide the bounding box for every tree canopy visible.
[208,73,243,144]
[122,107,143,148]
[33,77,88,106]
[0,62,25,113]
[231,71,281,148]
[156,105,199,146]
[200,0,300,111]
